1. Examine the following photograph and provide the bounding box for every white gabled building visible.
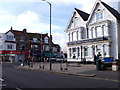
[0,31,16,62]
[65,0,120,62]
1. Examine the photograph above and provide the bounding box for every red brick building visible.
[0,27,60,62]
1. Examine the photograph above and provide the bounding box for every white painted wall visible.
[0,33,5,50]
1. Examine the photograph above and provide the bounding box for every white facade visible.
[65,0,120,62]
[0,32,16,62]
[0,33,5,50]
[5,31,16,50]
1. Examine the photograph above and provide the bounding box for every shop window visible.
[44,45,49,51]
[69,48,72,58]
[92,45,95,55]
[72,48,76,52]
[103,44,107,56]
[77,47,80,57]
[84,47,88,56]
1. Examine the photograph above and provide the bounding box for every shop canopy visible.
[43,51,56,58]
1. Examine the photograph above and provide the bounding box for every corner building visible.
[65,0,120,62]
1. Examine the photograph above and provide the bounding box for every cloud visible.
[0,10,62,33]
[52,32,67,50]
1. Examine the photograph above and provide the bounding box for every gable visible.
[88,2,104,24]
[6,31,14,36]
[88,0,120,24]
[65,8,88,32]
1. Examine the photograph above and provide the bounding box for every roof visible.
[101,1,120,20]
[75,8,90,21]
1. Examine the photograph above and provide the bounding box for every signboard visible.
[0,50,29,54]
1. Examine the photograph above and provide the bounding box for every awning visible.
[43,52,56,58]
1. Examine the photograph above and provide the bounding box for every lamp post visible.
[41,0,52,70]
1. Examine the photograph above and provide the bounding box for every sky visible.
[0,0,119,50]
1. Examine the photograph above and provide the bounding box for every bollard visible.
[112,62,118,71]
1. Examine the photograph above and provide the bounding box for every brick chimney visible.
[23,28,27,33]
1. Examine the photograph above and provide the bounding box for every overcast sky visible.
[0,0,119,50]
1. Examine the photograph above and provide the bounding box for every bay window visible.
[102,25,108,36]
[93,29,96,38]
[96,26,103,37]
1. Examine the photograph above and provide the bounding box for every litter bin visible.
[96,59,102,70]
[112,62,118,71]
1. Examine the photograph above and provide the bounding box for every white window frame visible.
[84,47,88,56]
[6,35,14,41]
[96,26,103,37]
[44,37,48,43]
[96,9,103,21]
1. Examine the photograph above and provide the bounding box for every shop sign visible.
[0,50,29,54]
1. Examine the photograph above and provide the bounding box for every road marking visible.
[0,78,4,81]
[0,84,6,87]
[16,87,22,90]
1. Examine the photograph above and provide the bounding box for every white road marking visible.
[0,78,4,81]
[16,87,22,90]
[0,84,6,87]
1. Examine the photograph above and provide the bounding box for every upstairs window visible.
[33,38,38,42]
[6,35,14,41]
[44,37,48,43]
[7,45,13,49]
[20,36,24,41]
[96,9,103,21]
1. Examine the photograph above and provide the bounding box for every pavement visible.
[16,62,120,82]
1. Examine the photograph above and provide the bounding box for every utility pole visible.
[41,0,52,70]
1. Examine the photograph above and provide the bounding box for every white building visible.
[0,32,16,62]
[65,0,120,62]
[0,33,5,51]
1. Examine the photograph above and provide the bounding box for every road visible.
[1,63,119,89]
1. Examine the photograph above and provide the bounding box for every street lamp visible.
[41,0,52,70]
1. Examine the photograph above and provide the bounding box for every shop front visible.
[0,50,29,62]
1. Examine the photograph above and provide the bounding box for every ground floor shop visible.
[0,50,29,62]
[67,41,114,62]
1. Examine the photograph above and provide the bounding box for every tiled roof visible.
[27,33,38,40]
[101,1,120,20]
[75,8,90,21]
